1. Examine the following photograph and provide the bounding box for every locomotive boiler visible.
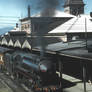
[3,51,61,92]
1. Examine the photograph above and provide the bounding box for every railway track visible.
[0,78,13,92]
[0,72,30,92]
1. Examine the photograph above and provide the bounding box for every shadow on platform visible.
[62,79,76,88]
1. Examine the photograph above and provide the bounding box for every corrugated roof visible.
[49,15,92,33]
[46,40,85,51]
[59,48,92,61]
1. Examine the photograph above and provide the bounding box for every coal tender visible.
[4,51,61,92]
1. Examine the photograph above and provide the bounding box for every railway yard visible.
[0,72,28,92]
[0,72,92,92]
[0,40,92,92]
[1,0,92,91]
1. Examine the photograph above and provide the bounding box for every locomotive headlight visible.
[40,64,47,72]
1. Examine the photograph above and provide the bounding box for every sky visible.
[85,0,92,14]
[0,0,91,28]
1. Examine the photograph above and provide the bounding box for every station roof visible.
[59,47,92,61]
[33,40,92,61]
[46,40,85,51]
[49,15,92,34]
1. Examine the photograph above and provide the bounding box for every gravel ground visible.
[0,73,28,92]
[0,77,13,92]
[0,72,91,92]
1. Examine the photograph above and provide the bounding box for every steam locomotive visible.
[3,50,61,92]
[0,18,62,91]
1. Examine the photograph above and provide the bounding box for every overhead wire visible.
[0,16,20,18]
[0,16,20,27]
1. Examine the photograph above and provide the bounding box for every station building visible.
[1,0,92,49]
[19,0,92,42]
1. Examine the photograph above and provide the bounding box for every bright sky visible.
[0,0,39,18]
[0,0,35,28]
[85,0,92,14]
[0,0,91,28]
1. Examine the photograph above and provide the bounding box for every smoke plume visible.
[38,0,60,17]
[32,0,64,57]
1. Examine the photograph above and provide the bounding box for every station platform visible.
[63,74,92,92]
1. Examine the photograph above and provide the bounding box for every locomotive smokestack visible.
[28,5,31,17]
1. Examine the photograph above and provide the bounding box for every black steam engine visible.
[3,50,61,92]
[0,17,63,92]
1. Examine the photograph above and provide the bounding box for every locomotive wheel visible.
[36,77,42,88]
[13,72,18,79]
[12,71,20,81]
